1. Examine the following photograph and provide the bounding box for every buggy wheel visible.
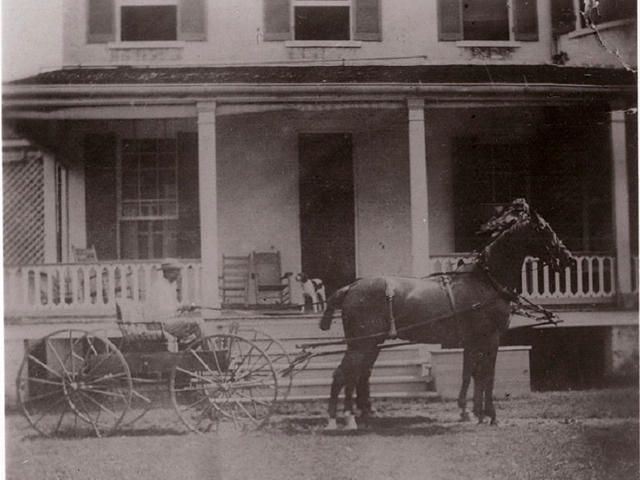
[170,334,278,433]
[16,329,132,438]
[237,328,293,401]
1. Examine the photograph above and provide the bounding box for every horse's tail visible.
[319,284,353,331]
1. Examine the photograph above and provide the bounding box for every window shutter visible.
[551,0,576,35]
[87,0,115,43]
[354,0,381,41]
[84,134,118,260]
[438,0,462,41]
[179,0,207,41]
[264,0,291,41]
[513,0,539,41]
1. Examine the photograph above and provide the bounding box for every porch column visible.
[407,98,431,277]
[197,102,220,307]
[610,110,633,308]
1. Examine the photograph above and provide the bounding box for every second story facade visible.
[62,0,637,69]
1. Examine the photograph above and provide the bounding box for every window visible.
[121,5,177,41]
[294,1,351,40]
[263,0,381,42]
[87,0,207,43]
[579,0,636,27]
[438,0,538,42]
[119,138,178,259]
[453,142,532,251]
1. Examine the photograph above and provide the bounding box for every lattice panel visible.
[3,155,45,265]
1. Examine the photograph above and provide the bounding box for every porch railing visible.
[430,253,637,305]
[3,254,636,317]
[3,260,202,317]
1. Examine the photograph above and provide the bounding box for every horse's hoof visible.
[459,412,470,422]
[490,418,498,426]
[344,413,358,431]
[324,418,338,431]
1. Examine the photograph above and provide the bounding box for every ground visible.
[5,388,639,480]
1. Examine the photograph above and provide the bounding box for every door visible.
[299,133,355,296]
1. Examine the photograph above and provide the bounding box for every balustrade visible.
[4,260,202,316]
[3,254,635,316]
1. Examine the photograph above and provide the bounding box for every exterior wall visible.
[63,0,556,67]
[558,20,637,68]
[605,325,639,377]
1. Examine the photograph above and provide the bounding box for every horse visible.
[319,198,574,429]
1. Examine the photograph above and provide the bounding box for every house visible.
[3,0,637,400]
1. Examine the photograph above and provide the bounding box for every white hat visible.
[157,258,182,271]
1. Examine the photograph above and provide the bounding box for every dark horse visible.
[319,198,573,428]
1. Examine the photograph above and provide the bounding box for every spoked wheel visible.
[170,334,278,433]
[237,328,293,401]
[16,329,132,438]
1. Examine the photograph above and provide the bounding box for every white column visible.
[42,153,57,263]
[610,110,633,307]
[197,102,220,307]
[408,98,430,277]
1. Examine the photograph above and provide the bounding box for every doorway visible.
[299,133,355,296]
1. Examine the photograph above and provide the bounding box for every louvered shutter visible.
[551,0,576,35]
[438,0,462,41]
[180,0,207,41]
[84,134,118,260]
[264,0,291,41]
[513,0,539,41]
[87,0,115,43]
[177,132,201,259]
[354,0,381,41]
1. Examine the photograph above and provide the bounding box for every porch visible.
[4,253,637,319]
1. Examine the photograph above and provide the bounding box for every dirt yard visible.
[5,388,639,480]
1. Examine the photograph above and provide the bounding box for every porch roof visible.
[9,64,636,87]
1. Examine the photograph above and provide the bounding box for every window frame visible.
[291,0,354,42]
[439,0,539,44]
[567,0,637,38]
[117,137,179,259]
[115,0,181,43]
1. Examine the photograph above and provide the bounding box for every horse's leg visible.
[326,362,346,430]
[482,337,500,426]
[470,349,485,424]
[342,351,362,430]
[457,347,472,421]
[356,348,380,421]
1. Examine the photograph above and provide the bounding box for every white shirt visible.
[144,276,180,322]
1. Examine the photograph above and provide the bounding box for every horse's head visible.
[478,198,574,273]
[529,210,575,273]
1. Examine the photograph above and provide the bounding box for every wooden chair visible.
[220,254,251,306]
[251,251,291,305]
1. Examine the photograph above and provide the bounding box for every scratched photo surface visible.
[3,1,638,479]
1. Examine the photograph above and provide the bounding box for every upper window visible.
[121,5,177,41]
[87,0,207,43]
[294,3,350,41]
[264,0,381,42]
[552,0,636,35]
[579,0,636,27]
[438,0,539,42]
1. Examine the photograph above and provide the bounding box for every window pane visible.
[121,6,177,41]
[140,170,158,199]
[463,0,509,40]
[295,7,350,40]
[121,175,138,200]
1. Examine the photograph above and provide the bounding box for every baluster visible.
[586,257,595,296]
[69,268,77,306]
[563,265,572,298]
[530,259,539,296]
[607,258,615,297]
[597,257,605,297]
[542,265,551,297]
